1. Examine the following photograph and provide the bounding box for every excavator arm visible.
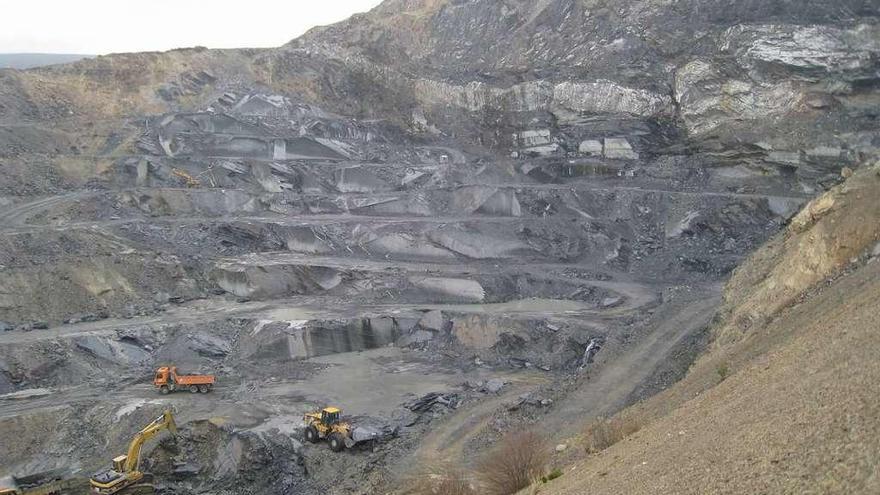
[123,410,177,473]
[171,169,199,188]
[91,410,177,494]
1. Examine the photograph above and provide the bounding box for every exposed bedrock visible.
[209,256,622,306]
[413,79,673,118]
[0,1,877,493]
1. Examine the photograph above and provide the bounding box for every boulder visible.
[578,140,603,156]
[0,372,13,394]
[187,332,232,358]
[452,186,522,217]
[523,143,560,156]
[350,422,397,444]
[418,310,447,332]
[74,336,150,364]
[603,138,639,160]
[335,166,390,193]
[790,193,837,232]
[806,146,844,159]
[394,317,420,333]
[516,129,552,147]
[766,151,801,166]
[484,378,506,393]
[409,330,435,343]
[411,277,485,302]
[404,392,460,413]
[464,380,485,389]
[600,296,623,309]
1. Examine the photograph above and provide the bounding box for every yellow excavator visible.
[89,410,176,495]
[171,168,199,188]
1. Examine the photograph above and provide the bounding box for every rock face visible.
[0,2,877,495]
[413,79,672,117]
[603,138,639,160]
[718,167,880,344]
[1,1,876,181]
[252,0,878,166]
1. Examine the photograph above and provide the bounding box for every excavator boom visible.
[90,410,176,494]
[124,411,177,472]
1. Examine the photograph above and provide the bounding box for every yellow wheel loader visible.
[90,410,176,494]
[303,407,352,452]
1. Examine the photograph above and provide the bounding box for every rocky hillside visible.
[543,162,880,495]
[2,1,878,176]
[0,1,877,495]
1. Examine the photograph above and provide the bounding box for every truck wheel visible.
[159,386,169,395]
[198,385,209,393]
[328,433,345,452]
[189,385,199,393]
[305,425,319,443]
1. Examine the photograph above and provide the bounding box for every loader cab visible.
[321,407,341,425]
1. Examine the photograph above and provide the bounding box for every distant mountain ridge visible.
[0,53,93,69]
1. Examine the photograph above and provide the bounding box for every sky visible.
[0,0,384,55]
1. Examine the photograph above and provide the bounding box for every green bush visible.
[717,362,730,381]
[583,416,641,454]
[541,468,563,483]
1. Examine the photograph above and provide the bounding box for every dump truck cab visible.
[153,367,172,386]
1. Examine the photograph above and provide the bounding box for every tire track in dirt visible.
[545,290,722,435]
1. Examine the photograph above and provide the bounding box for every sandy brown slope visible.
[546,260,880,494]
[543,166,880,494]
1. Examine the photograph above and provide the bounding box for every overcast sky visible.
[0,0,383,54]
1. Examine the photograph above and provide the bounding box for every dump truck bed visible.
[174,374,214,385]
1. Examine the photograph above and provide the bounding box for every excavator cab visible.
[90,410,176,494]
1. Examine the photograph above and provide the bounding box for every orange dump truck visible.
[153,366,214,394]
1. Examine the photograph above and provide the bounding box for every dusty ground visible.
[0,112,793,493]
[0,1,877,494]
[540,168,880,494]
[544,255,880,495]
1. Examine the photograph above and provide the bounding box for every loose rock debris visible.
[0,1,875,494]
